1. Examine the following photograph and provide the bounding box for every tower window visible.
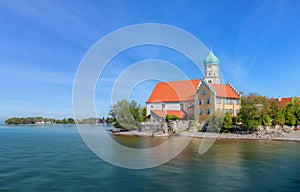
[206,98,210,104]
[198,99,202,105]
[202,90,207,95]
[206,109,211,114]
[209,73,211,76]
[199,109,202,115]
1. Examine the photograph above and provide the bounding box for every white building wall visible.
[165,103,180,110]
[146,103,162,116]
[146,102,181,116]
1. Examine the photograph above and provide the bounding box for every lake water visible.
[1,124,300,191]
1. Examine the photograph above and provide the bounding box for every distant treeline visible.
[5,117,111,125]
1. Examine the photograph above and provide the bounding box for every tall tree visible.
[222,112,232,132]
[109,100,143,130]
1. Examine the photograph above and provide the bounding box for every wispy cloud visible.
[0,0,104,48]
[0,56,74,85]
[220,0,288,88]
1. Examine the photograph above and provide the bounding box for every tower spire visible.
[203,45,220,84]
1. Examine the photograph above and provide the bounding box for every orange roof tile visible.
[151,110,165,118]
[210,84,240,98]
[151,110,185,118]
[146,79,200,103]
[271,97,293,107]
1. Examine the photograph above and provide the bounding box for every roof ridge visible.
[158,78,200,84]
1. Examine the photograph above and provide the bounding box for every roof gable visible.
[210,84,240,98]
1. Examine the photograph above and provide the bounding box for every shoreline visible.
[112,130,300,142]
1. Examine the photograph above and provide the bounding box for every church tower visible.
[203,47,220,84]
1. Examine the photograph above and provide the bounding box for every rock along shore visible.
[112,130,300,142]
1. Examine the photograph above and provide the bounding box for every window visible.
[236,109,239,114]
[208,80,212,83]
[225,98,233,105]
[208,73,211,76]
[217,108,221,112]
[206,98,210,104]
[229,109,233,114]
[235,99,240,105]
[217,98,221,104]
[206,109,211,115]
[198,99,202,105]
[199,109,202,115]
[202,90,206,95]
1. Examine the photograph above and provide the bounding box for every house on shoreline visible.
[146,48,241,122]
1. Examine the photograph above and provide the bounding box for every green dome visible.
[203,49,219,65]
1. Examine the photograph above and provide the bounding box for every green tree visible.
[269,99,281,125]
[238,94,272,128]
[261,114,271,126]
[274,108,285,126]
[166,114,180,121]
[207,112,224,132]
[222,112,232,132]
[292,97,300,125]
[67,118,75,124]
[129,100,142,122]
[109,100,143,130]
[285,109,296,126]
[141,107,147,122]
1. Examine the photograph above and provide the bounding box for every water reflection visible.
[1,125,300,191]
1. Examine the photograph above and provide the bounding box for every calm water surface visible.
[0,124,300,191]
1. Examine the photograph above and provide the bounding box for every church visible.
[146,48,241,122]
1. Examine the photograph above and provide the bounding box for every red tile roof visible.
[146,79,200,103]
[210,84,240,99]
[151,110,185,118]
[271,97,293,107]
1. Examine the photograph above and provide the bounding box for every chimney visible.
[278,96,281,102]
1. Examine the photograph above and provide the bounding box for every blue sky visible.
[0,0,300,121]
